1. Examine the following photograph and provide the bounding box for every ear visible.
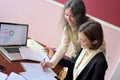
[92,40,98,44]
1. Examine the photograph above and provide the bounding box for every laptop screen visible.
[0,22,28,46]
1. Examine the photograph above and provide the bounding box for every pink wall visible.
[102,24,120,80]
[0,0,120,79]
[0,0,63,48]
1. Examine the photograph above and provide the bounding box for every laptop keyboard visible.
[4,48,20,53]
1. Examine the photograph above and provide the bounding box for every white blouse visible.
[50,26,81,68]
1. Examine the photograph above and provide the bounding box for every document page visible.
[19,47,49,62]
[20,62,56,76]
[7,72,26,80]
[0,72,8,80]
[20,70,57,80]
[20,63,57,80]
[27,39,45,51]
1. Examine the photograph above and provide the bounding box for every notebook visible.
[0,22,29,61]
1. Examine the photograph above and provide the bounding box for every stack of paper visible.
[20,70,57,80]
[27,39,45,51]
[17,39,50,62]
[19,47,50,62]
[7,72,26,80]
[0,72,26,80]
[0,72,8,80]
[20,63,57,80]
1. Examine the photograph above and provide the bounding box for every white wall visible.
[0,0,120,80]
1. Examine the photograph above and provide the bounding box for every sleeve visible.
[59,51,81,68]
[50,27,71,68]
[91,61,108,80]
[58,58,74,68]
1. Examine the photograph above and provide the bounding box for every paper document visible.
[7,72,26,80]
[27,39,45,51]
[19,47,49,62]
[0,72,8,80]
[20,62,57,80]
[21,62,56,76]
[20,70,57,80]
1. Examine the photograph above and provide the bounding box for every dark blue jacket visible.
[59,50,108,80]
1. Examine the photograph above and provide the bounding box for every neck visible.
[86,49,95,56]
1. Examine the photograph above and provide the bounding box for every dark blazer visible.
[59,50,108,80]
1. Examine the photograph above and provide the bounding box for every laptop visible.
[0,22,29,61]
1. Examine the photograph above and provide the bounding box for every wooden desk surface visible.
[0,49,63,75]
[0,39,63,76]
[0,52,24,74]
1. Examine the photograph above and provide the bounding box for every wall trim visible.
[87,14,120,32]
[46,0,120,32]
[109,59,120,80]
[46,0,64,8]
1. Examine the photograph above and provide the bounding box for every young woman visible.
[58,21,108,80]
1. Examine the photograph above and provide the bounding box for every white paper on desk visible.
[20,62,56,76]
[20,70,57,80]
[27,39,45,51]
[0,72,8,80]
[19,47,49,62]
[7,72,26,80]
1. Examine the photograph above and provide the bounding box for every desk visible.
[0,40,63,75]
[0,52,24,74]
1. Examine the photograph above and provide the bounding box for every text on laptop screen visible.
[0,23,28,46]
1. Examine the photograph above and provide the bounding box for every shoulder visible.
[86,52,108,71]
[94,52,106,60]
[92,52,108,65]
[93,52,108,70]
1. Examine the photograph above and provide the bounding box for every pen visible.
[43,58,45,62]
[42,47,56,51]
[42,58,46,71]
[51,48,56,51]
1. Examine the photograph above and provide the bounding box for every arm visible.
[59,58,74,68]
[58,50,81,68]
[50,27,71,68]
